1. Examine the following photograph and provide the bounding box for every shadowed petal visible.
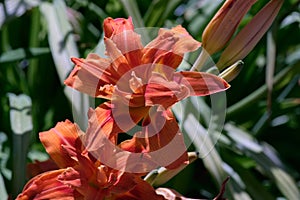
[141,109,188,169]
[156,188,197,200]
[113,174,165,200]
[27,159,58,178]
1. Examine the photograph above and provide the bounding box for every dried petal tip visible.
[219,60,243,82]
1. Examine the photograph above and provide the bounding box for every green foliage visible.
[0,0,299,199]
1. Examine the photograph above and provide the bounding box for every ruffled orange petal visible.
[82,102,149,154]
[113,175,165,200]
[64,54,116,98]
[104,17,135,38]
[105,37,132,77]
[27,159,58,178]
[145,72,189,109]
[104,17,144,68]
[39,120,83,168]
[142,25,200,69]
[174,71,230,96]
[16,169,82,200]
[142,109,188,169]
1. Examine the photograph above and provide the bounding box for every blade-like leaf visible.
[7,93,32,197]
[0,48,50,63]
[39,0,89,129]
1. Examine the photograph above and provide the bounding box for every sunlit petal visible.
[142,25,200,69]
[145,72,189,109]
[104,17,135,38]
[174,71,230,96]
[16,169,81,200]
[39,120,84,168]
[64,54,116,98]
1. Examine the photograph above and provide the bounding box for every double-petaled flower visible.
[64,17,230,171]
[16,120,165,200]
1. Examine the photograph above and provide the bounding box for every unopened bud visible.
[219,60,243,82]
[217,0,284,69]
[202,0,257,55]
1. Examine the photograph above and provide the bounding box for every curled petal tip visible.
[70,57,82,65]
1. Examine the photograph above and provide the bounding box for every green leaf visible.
[0,173,8,200]
[0,48,50,63]
[7,93,32,135]
[144,0,181,27]
[172,97,252,199]
[7,93,32,197]
[39,0,89,129]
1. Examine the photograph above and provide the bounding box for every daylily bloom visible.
[64,17,230,172]
[16,120,165,200]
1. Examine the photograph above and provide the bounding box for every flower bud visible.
[219,60,243,82]
[202,0,257,55]
[103,17,134,38]
[217,0,284,69]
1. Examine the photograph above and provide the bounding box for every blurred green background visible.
[0,0,299,199]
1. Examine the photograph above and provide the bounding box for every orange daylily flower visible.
[17,120,165,200]
[65,17,230,171]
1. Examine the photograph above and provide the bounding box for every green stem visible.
[190,50,210,71]
[227,61,300,117]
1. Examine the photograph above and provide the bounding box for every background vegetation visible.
[0,0,299,199]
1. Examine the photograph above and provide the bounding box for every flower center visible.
[129,71,144,94]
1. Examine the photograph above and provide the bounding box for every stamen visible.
[129,71,144,93]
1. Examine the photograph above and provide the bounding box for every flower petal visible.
[27,159,58,178]
[104,17,144,68]
[104,17,135,38]
[156,188,197,200]
[113,175,165,200]
[173,71,230,96]
[39,120,84,168]
[105,37,132,76]
[141,109,188,169]
[64,54,116,98]
[83,102,149,152]
[142,25,200,69]
[145,72,190,109]
[16,169,81,200]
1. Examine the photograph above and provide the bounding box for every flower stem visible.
[227,61,300,117]
[191,50,210,71]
